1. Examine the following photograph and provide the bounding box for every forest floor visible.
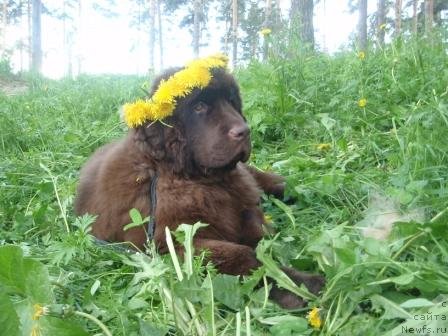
[0,76,28,96]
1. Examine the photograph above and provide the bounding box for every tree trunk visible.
[376,0,386,46]
[31,0,42,73]
[1,0,7,54]
[232,0,237,67]
[275,0,280,24]
[28,0,32,69]
[298,0,314,49]
[223,16,229,55]
[394,0,402,37]
[77,0,82,74]
[148,0,156,69]
[263,0,272,60]
[62,1,71,77]
[358,0,367,52]
[193,0,201,57]
[412,0,418,35]
[157,0,163,69]
[290,0,314,50]
[425,0,433,35]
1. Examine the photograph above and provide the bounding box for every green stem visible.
[74,311,113,336]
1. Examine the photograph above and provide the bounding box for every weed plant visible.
[0,35,447,335]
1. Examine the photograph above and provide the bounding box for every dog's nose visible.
[228,124,250,140]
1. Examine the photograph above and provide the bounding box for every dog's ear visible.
[133,120,192,175]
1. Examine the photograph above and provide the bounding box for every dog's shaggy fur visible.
[75,67,323,308]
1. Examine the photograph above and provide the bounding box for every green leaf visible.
[334,247,356,265]
[123,221,147,231]
[124,208,149,231]
[90,279,101,296]
[23,258,54,303]
[272,198,296,228]
[370,294,413,320]
[174,222,208,277]
[129,208,143,224]
[0,293,21,336]
[173,276,205,303]
[269,316,308,335]
[139,320,168,336]
[212,274,242,310]
[0,246,53,303]
[40,316,89,336]
[362,238,389,257]
[256,240,316,301]
[388,273,415,286]
[400,298,434,309]
[0,245,26,294]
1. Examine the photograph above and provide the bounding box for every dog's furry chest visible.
[155,165,264,245]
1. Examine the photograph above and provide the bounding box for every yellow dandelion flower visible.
[124,54,228,127]
[317,143,331,151]
[153,101,175,120]
[358,51,366,60]
[32,304,45,320]
[164,78,188,98]
[307,307,323,330]
[152,80,175,104]
[123,99,152,128]
[188,54,227,70]
[259,28,272,36]
[358,98,367,108]
[188,66,212,88]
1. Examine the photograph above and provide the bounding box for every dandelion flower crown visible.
[123,53,229,128]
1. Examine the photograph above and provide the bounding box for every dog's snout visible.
[228,123,250,140]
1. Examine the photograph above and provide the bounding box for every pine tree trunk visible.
[77,0,82,74]
[275,0,280,24]
[358,0,367,52]
[425,0,433,35]
[412,0,418,35]
[28,0,32,69]
[1,0,7,54]
[232,0,237,67]
[62,1,71,77]
[289,0,314,50]
[394,0,402,37]
[298,0,314,49]
[377,0,386,46]
[193,0,201,57]
[31,0,42,73]
[263,0,272,60]
[148,0,156,69]
[157,0,163,69]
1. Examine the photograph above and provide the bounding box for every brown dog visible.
[75,65,323,308]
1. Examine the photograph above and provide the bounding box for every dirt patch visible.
[0,77,28,96]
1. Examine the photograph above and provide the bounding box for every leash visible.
[147,173,159,241]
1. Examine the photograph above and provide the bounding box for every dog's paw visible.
[281,266,325,295]
[269,285,307,309]
[269,182,285,199]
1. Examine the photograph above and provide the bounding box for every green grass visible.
[1,35,448,335]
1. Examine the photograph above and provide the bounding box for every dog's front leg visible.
[244,164,285,199]
[194,238,262,275]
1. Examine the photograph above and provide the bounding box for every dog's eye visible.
[193,101,209,114]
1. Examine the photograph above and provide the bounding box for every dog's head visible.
[132,67,251,176]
